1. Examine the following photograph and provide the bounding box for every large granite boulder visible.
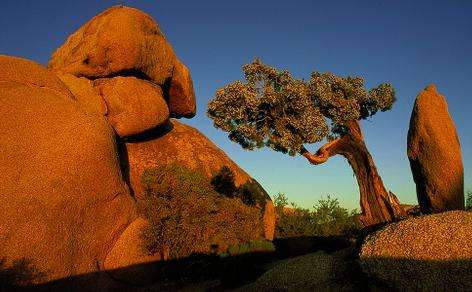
[0,55,72,99]
[167,61,196,118]
[48,5,196,119]
[246,249,358,291]
[0,56,137,285]
[55,72,107,115]
[360,211,472,291]
[407,84,464,213]
[94,76,169,137]
[48,6,175,85]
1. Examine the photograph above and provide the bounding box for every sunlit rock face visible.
[0,55,137,285]
[48,6,175,86]
[48,5,196,124]
[0,5,274,288]
[360,211,472,291]
[407,84,464,213]
[93,76,169,137]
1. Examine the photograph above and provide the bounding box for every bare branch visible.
[300,138,344,165]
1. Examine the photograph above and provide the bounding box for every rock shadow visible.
[17,249,472,291]
[0,257,46,291]
[116,120,175,197]
[123,120,174,144]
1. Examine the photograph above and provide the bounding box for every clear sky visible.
[1,0,470,210]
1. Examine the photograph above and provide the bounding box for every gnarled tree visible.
[207,59,406,226]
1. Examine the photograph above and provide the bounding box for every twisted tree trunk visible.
[301,121,406,227]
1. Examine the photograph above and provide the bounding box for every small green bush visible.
[273,193,359,238]
[238,180,269,207]
[226,240,275,256]
[140,164,264,259]
[211,166,269,207]
[311,195,360,236]
[211,166,237,197]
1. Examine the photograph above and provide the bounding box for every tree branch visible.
[300,137,345,165]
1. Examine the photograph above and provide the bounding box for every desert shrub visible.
[311,195,360,236]
[273,193,359,238]
[211,166,237,197]
[273,192,289,211]
[238,180,269,207]
[140,164,264,259]
[211,166,269,208]
[226,240,275,256]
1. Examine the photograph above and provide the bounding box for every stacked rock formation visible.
[48,5,196,133]
[407,84,464,213]
[360,211,472,291]
[0,5,275,289]
[0,55,137,288]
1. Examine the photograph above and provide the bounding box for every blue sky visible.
[1,0,470,210]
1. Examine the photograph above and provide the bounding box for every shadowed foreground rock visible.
[244,249,360,291]
[360,211,472,291]
[407,84,464,213]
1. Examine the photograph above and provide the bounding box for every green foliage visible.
[211,166,237,197]
[211,166,269,207]
[276,203,317,238]
[207,58,395,155]
[140,164,263,259]
[226,240,275,256]
[273,194,359,238]
[311,195,360,236]
[238,180,269,207]
[238,184,257,206]
[273,192,289,211]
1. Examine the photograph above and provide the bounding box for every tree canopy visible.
[207,59,396,156]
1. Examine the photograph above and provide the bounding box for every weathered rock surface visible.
[0,55,72,99]
[49,6,175,86]
[360,211,472,291]
[168,61,196,118]
[1,5,274,289]
[55,71,107,115]
[245,249,358,291]
[262,200,276,241]
[94,76,169,137]
[103,218,162,285]
[0,57,137,284]
[48,5,196,122]
[407,84,464,213]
